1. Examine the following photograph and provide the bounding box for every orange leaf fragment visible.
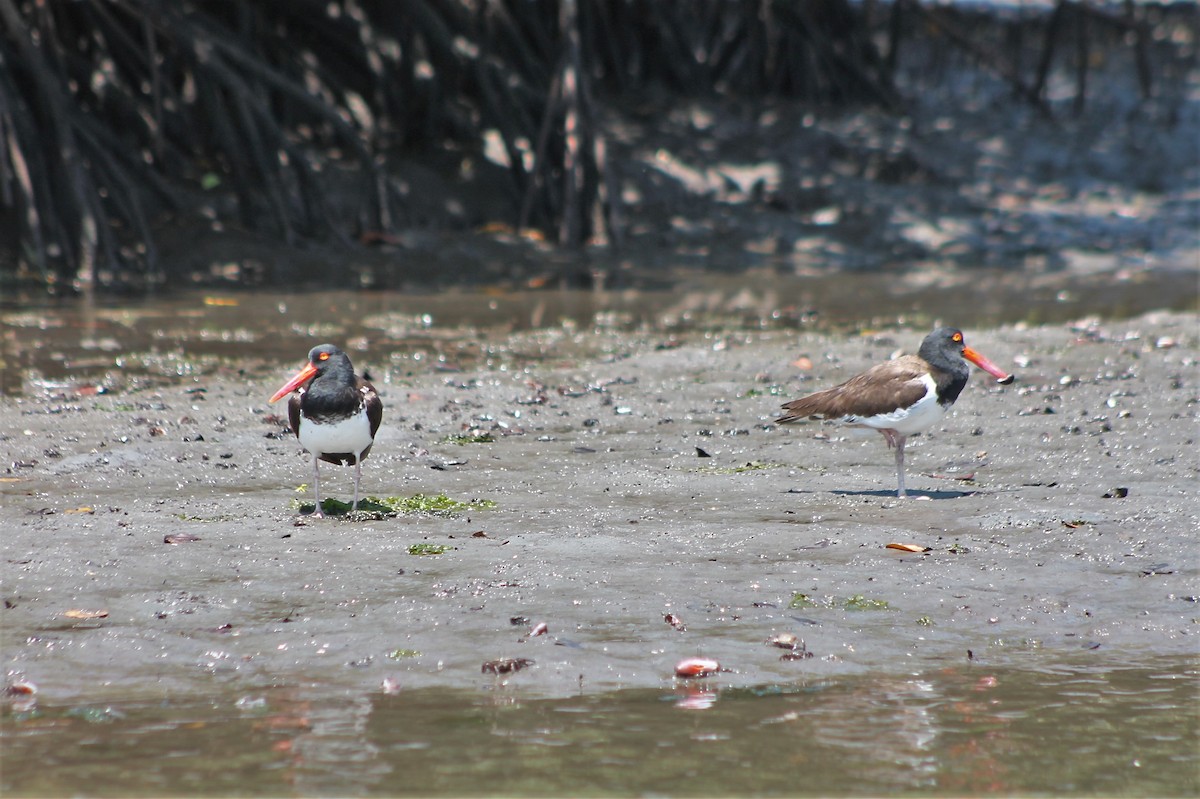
[64,506,94,515]
[63,609,108,620]
[791,356,814,370]
[886,543,930,553]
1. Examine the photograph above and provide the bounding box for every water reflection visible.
[4,657,1196,796]
[3,267,1196,396]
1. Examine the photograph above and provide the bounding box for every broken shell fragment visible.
[62,609,108,620]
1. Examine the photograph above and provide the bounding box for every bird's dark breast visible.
[300,386,364,418]
[932,368,969,406]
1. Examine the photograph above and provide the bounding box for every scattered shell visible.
[5,680,37,713]
[674,657,722,678]
[768,632,799,649]
[518,621,549,641]
[664,613,687,632]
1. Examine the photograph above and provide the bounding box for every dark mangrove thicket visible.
[0,0,1193,294]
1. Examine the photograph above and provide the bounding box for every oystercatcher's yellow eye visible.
[952,333,962,342]
[318,352,329,361]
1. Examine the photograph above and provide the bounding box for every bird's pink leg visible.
[352,459,362,512]
[311,455,324,518]
[878,429,908,498]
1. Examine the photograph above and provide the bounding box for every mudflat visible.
[2,313,1196,703]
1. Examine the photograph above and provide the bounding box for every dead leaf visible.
[63,609,108,620]
[791,356,814,370]
[64,506,94,515]
[886,543,931,553]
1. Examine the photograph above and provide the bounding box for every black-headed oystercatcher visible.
[777,327,1014,498]
[270,344,382,516]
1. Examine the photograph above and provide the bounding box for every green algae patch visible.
[843,594,891,611]
[382,493,496,515]
[175,513,236,523]
[738,385,787,398]
[694,460,783,475]
[788,593,823,609]
[387,649,422,659]
[443,433,495,445]
[408,542,453,556]
[789,593,893,611]
[290,493,495,518]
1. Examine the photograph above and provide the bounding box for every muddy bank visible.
[1,312,1197,705]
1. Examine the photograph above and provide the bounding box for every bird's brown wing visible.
[777,356,931,424]
[360,378,383,440]
[287,392,304,438]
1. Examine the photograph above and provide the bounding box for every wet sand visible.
[2,312,1197,704]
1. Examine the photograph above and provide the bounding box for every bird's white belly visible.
[846,374,947,435]
[299,410,374,459]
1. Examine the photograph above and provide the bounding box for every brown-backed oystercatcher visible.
[777,327,1013,498]
[269,344,382,517]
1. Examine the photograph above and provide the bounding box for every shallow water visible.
[3,269,1197,797]
[3,267,1195,396]
[3,656,1196,796]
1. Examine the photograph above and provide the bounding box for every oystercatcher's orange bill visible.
[269,362,318,403]
[962,345,1015,384]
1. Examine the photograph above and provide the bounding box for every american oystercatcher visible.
[777,327,1013,498]
[269,344,382,517]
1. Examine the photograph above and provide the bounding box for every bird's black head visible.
[921,327,1013,384]
[307,344,355,379]
[919,328,966,364]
